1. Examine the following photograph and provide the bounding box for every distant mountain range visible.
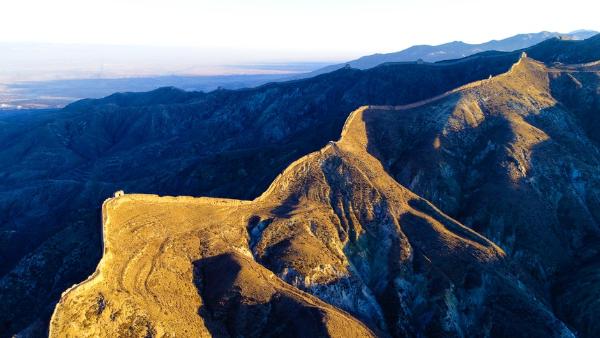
[307,30,599,77]
[1,30,597,110]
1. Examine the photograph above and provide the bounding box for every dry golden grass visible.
[52,56,574,337]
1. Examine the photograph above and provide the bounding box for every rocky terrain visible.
[1,35,600,336]
[51,55,599,337]
[0,42,523,337]
[359,57,600,337]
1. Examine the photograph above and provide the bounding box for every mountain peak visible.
[489,55,551,96]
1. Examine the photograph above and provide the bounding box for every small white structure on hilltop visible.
[521,52,528,59]
[114,190,125,198]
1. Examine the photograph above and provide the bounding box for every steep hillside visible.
[51,55,600,337]
[2,37,600,336]
[0,46,522,336]
[356,56,600,337]
[50,110,566,338]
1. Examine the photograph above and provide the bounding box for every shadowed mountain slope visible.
[358,56,600,337]
[49,115,565,338]
[2,37,600,336]
[51,55,599,337]
[0,43,523,337]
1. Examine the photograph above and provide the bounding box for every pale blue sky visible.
[2,0,599,61]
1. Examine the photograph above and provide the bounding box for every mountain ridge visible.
[304,30,599,77]
[2,34,600,337]
[50,55,598,337]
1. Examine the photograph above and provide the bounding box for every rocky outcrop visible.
[356,57,600,337]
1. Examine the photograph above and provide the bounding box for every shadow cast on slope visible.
[362,94,600,337]
[192,253,333,338]
[0,51,522,336]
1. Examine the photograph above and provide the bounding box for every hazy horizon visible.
[1,28,596,64]
[1,27,596,110]
[3,0,600,62]
[2,0,599,109]
[1,28,596,82]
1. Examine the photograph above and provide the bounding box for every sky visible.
[1,0,599,63]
